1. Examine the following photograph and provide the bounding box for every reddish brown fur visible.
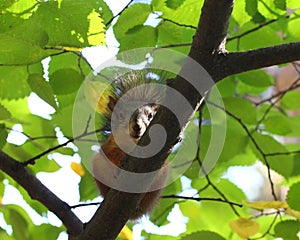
[94,134,168,219]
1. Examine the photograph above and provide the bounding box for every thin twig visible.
[227,15,290,42]
[70,202,101,209]
[105,0,134,26]
[161,195,243,207]
[207,100,278,201]
[161,17,196,29]
[23,123,105,166]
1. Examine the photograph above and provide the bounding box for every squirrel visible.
[92,69,169,219]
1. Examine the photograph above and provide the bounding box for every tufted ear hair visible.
[107,96,117,112]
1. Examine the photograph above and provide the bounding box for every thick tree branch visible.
[217,42,300,80]
[80,0,234,239]
[0,151,83,237]
[191,0,234,60]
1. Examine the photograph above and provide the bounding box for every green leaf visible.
[31,1,105,47]
[236,80,270,94]
[29,224,63,240]
[251,133,294,178]
[0,66,31,99]
[291,154,300,176]
[286,182,300,211]
[28,158,60,173]
[166,0,185,10]
[0,124,8,150]
[231,0,252,26]
[245,0,258,17]
[181,231,225,240]
[56,147,75,156]
[16,187,48,216]
[118,3,151,27]
[149,178,181,226]
[97,0,113,25]
[119,25,157,53]
[141,231,178,240]
[0,22,49,65]
[27,73,58,110]
[286,116,300,137]
[286,9,300,41]
[180,201,204,233]
[239,25,282,49]
[3,205,32,240]
[0,227,13,240]
[51,104,73,136]
[79,170,99,201]
[263,115,292,135]
[281,91,300,110]
[252,11,266,23]
[0,0,16,10]
[287,0,300,8]
[274,0,286,10]
[152,0,203,26]
[223,97,257,124]
[157,21,193,54]
[274,220,300,240]
[0,104,11,120]
[236,70,274,88]
[49,68,83,95]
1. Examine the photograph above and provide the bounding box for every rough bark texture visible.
[0,151,83,237]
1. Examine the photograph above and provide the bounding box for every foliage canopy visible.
[0,0,300,239]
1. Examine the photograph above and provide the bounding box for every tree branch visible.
[191,0,234,60]
[161,195,243,207]
[217,42,300,80]
[79,0,235,239]
[0,151,83,237]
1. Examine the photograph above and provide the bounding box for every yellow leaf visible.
[118,225,133,240]
[286,207,300,219]
[230,217,260,239]
[0,196,2,205]
[87,11,106,45]
[71,162,85,177]
[243,200,288,210]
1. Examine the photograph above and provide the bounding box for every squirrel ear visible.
[107,96,116,112]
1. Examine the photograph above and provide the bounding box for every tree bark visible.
[0,151,83,237]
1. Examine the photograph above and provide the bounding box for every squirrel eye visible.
[148,112,153,121]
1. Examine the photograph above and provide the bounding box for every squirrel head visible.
[95,69,165,143]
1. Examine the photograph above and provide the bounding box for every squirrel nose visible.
[133,123,141,133]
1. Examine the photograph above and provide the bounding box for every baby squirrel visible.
[93,70,169,219]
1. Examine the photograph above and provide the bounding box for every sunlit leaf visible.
[29,224,63,240]
[181,231,225,240]
[230,217,259,239]
[263,115,292,135]
[0,66,31,99]
[281,91,300,110]
[118,225,133,240]
[71,162,85,177]
[27,73,58,111]
[243,201,288,210]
